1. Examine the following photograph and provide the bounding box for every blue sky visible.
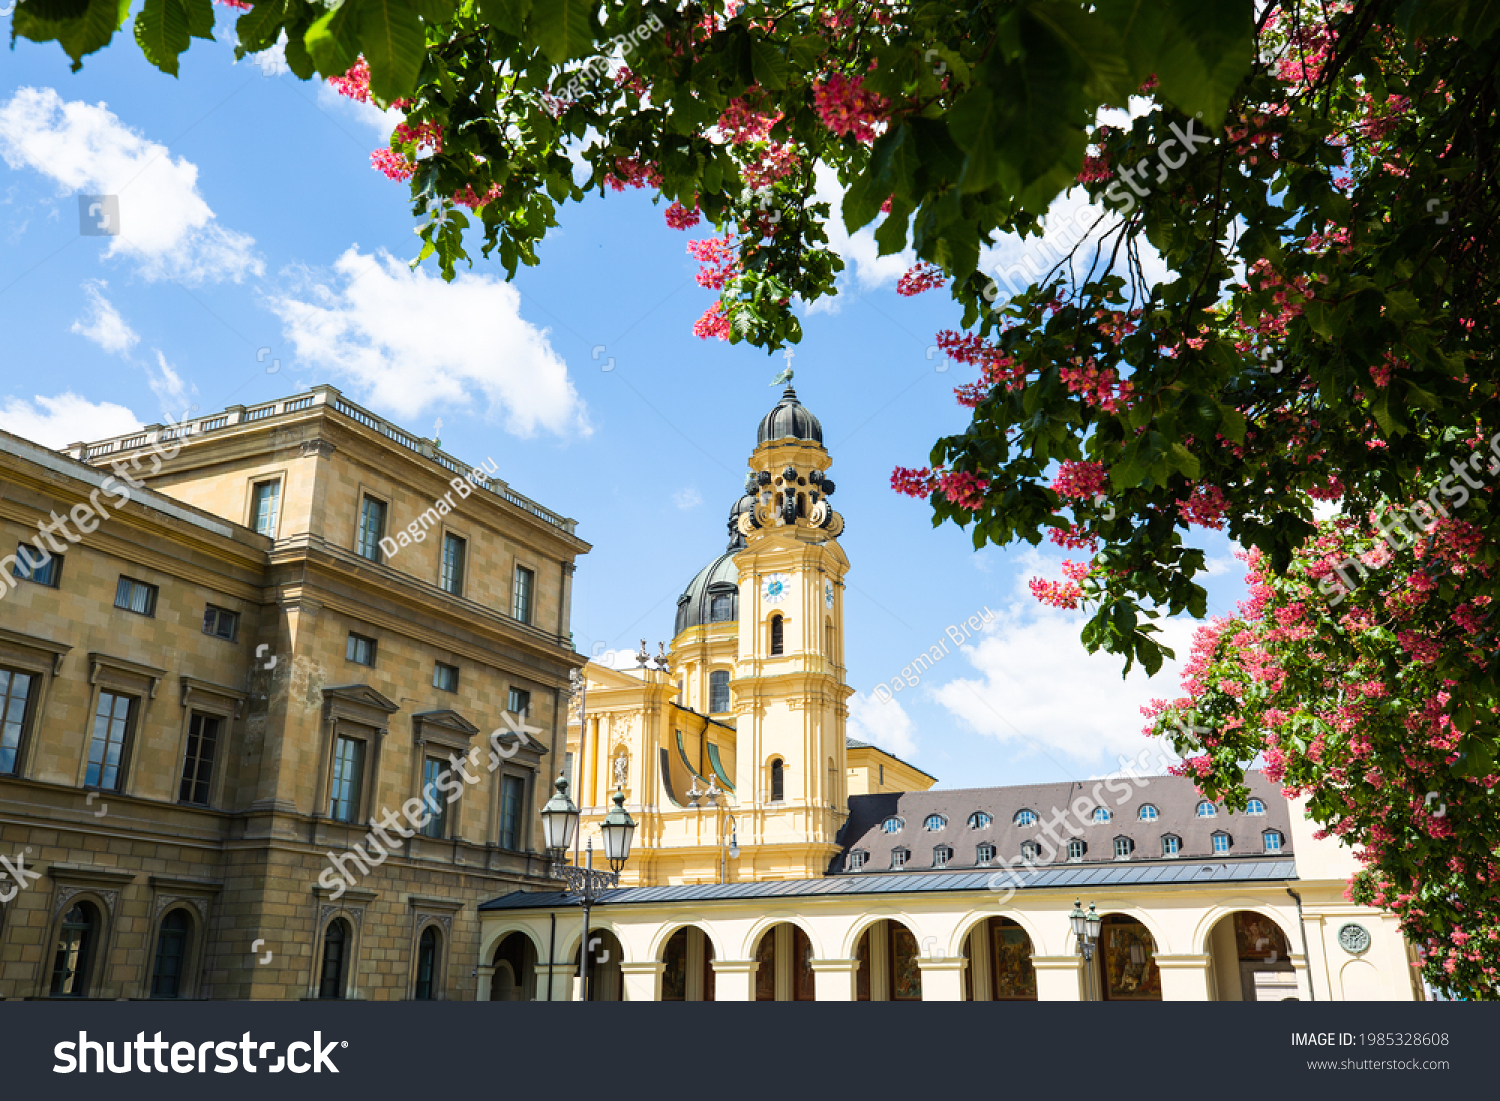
[0,20,1251,788]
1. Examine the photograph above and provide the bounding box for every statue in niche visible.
[612,751,629,789]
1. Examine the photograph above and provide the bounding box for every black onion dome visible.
[757,385,824,445]
[674,552,740,636]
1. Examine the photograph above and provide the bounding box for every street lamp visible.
[1072,899,1102,1001]
[543,777,635,1000]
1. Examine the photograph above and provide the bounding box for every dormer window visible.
[1092,807,1112,824]
[976,842,996,863]
[1113,837,1133,858]
[1263,830,1283,853]
[1138,804,1158,821]
[847,850,868,871]
[891,848,909,870]
[1196,801,1217,818]
[1014,809,1037,827]
[1246,798,1266,815]
[1212,832,1232,854]
[932,845,952,869]
[968,812,992,829]
[882,817,904,834]
[1020,840,1040,862]
[923,814,947,831]
[1067,839,1085,861]
[1161,834,1181,856]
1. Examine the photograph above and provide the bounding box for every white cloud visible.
[148,350,194,412]
[847,690,918,759]
[927,549,1199,767]
[242,34,291,78]
[804,163,914,314]
[69,281,138,354]
[268,247,589,437]
[673,487,703,511]
[0,87,262,284]
[0,393,141,448]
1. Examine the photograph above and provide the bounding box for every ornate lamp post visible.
[687,775,739,884]
[542,777,636,1000]
[1071,900,1103,1001]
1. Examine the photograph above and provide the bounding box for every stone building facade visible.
[0,384,586,999]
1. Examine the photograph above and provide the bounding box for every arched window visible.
[1138,804,1158,821]
[1014,809,1037,826]
[414,926,439,1000]
[709,593,733,622]
[318,919,350,1000]
[932,845,952,868]
[1020,840,1040,862]
[1263,830,1283,853]
[881,816,904,834]
[769,758,784,802]
[968,812,992,829]
[923,814,947,831]
[1067,839,1085,861]
[1246,798,1266,815]
[1212,832,1232,854]
[150,910,191,998]
[769,615,784,656]
[50,901,98,997]
[824,619,834,658]
[1196,801,1217,817]
[1114,837,1134,858]
[709,670,730,713]
[1092,807,1112,824]
[1161,834,1181,856]
[976,842,996,863]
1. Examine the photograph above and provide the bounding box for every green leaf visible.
[235,0,288,52]
[1169,441,1201,479]
[947,85,1003,193]
[304,0,362,80]
[1153,0,1255,126]
[184,0,213,39]
[476,0,529,36]
[750,38,788,90]
[530,0,593,62]
[18,0,89,21]
[134,0,192,75]
[359,0,426,100]
[13,0,130,69]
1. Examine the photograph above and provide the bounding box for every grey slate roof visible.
[479,858,1298,912]
[833,771,1291,875]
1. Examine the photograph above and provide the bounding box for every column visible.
[620,961,664,1002]
[916,957,967,1001]
[711,960,759,1001]
[1155,954,1214,1000]
[810,959,858,1001]
[1031,955,1083,1000]
[475,964,495,1001]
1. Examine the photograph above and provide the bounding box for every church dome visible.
[757,386,823,446]
[674,551,740,636]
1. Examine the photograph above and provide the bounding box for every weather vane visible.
[771,347,794,386]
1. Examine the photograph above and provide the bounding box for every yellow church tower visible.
[728,384,851,875]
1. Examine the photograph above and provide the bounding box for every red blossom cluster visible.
[687,235,740,290]
[811,74,887,143]
[896,263,944,297]
[665,201,702,230]
[1028,577,1082,609]
[1050,460,1110,501]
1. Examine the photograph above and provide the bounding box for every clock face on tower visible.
[824,579,835,609]
[762,574,788,605]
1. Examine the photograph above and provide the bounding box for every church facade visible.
[478,385,1422,1002]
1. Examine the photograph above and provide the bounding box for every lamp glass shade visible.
[600,788,637,870]
[1069,901,1087,938]
[540,774,580,854]
[728,833,740,859]
[1085,904,1102,941]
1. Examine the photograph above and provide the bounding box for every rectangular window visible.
[499,774,525,850]
[421,758,446,838]
[356,496,387,562]
[0,667,36,775]
[709,670,730,714]
[1162,836,1180,856]
[1264,831,1282,853]
[440,533,466,595]
[848,851,866,871]
[86,691,135,791]
[508,687,530,716]
[250,479,281,537]
[1212,834,1231,854]
[114,576,157,616]
[1114,837,1132,858]
[891,849,907,870]
[433,661,458,693]
[512,566,534,623]
[12,544,61,587]
[178,712,220,805]
[202,605,239,641]
[346,633,377,666]
[328,735,365,822]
